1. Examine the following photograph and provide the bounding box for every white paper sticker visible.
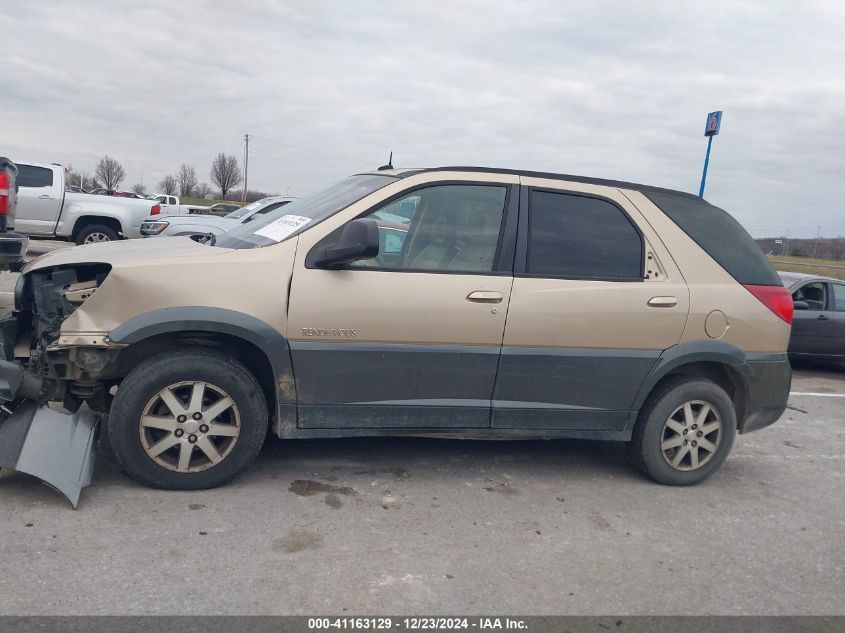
[254,215,312,241]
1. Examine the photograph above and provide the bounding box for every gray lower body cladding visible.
[739,355,791,434]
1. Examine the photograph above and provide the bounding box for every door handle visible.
[647,296,678,308]
[467,291,503,303]
[38,195,54,200]
[817,314,830,321]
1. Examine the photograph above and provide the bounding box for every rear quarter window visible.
[645,191,780,286]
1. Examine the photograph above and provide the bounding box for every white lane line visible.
[0,291,13,295]
[790,392,845,397]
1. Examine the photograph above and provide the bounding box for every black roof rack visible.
[396,166,700,201]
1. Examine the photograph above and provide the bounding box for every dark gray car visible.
[780,272,845,361]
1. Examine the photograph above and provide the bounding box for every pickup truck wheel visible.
[630,377,736,486]
[76,225,119,245]
[108,348,268,490]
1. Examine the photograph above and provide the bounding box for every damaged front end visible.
[0,264,113,507]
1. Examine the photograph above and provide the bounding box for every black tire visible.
[108,348,268,490]
[630,377,736,485]
[75,224,119,245]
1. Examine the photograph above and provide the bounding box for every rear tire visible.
[76,224,119,245]
[631,377,736,485]
[108,348,268,490]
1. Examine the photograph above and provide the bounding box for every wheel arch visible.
[71,215,123,240]
[108,308,296,420]
[629,341,752,431]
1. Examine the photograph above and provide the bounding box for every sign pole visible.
[699,110,722,199]
[699,134,713,198]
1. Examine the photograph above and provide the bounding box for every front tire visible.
[108,349,268,490]
[76,224,119,245]
[631,377,736,485]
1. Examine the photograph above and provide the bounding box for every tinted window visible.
[17,165,53,188]
[832,284,845,311]
[349,185,507,273]
[527,191,642,280]
[646,191,781,286]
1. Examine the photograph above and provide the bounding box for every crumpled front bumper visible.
[0,317,100,508]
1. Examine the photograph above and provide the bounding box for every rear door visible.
[493,178,689,431]
[15,164,63,234]
[287,176,519,429]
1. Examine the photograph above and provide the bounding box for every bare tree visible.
[131,182,146,195]
[209,153,243,199]
[95,155,126,190]
[158,174,178,195]
[194,182,213,198]
[177,164,198,197]
[65,164,99,191]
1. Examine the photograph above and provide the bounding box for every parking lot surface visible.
[0,241,843,615]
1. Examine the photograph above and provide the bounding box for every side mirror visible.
[315,218,380,268]
[793,300,809,311]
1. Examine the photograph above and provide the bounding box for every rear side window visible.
[16,165,53,188]
[527,190,643,280]
[832,283,845,311]
[646,191,780,286]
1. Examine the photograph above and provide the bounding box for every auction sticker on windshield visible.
[254,215,312,242]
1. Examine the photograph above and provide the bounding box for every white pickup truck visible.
[148,193,208,215]
[14,161,164,245]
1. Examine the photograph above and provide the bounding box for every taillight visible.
[151,204,161,215]
[743,284,793,324]
[0,172,9,215]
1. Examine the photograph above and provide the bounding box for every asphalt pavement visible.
[0,240,842,615]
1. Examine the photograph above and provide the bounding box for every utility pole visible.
[242,133,249,202]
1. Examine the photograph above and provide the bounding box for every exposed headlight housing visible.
[140,221,169,235]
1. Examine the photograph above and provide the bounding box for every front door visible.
[493,178,690,431]
[287,179,518,429]
[790,281,834,356]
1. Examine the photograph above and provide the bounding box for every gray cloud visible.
[3,0,843,237]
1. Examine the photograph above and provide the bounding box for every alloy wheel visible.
[660,400,722,471]
[139,381,241,473]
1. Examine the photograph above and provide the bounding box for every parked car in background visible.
[780,272,845,362]
[197,203,241,217]
[0,157,28,271]
[141,196,294,238]
[147,193,206,215]
[12,161,162,244]
[0,166,793,504]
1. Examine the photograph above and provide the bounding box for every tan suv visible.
[0,167,793,503]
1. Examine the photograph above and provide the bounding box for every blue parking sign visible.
[705,111,722,136]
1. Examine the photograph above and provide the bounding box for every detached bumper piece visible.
[0,360,100,508]
[0,400,99,508]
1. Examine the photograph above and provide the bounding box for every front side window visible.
[527,190,643,280]
[17,165,53,188]
[348,184,507,273]
[831,283,845,311]
[793,282,827,310]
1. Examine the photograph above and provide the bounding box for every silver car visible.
[140,196,295,238]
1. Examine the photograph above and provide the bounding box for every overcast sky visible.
[4,1,844,237]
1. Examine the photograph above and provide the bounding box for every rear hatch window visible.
[645,191,780,286]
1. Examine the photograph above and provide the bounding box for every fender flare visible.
[108,307,294,405]
[628,340,752,417]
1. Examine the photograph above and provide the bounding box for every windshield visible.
[225,199,266,219]
[215,174,396,249]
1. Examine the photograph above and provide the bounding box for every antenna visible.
[378,151,394,171]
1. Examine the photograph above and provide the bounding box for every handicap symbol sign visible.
[705,111,722,136]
